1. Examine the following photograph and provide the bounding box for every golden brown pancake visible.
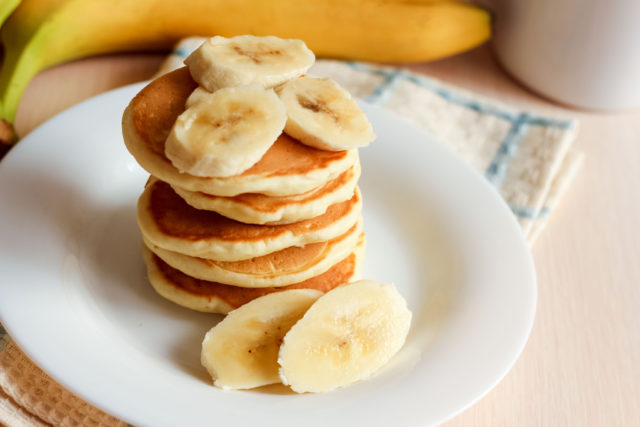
[137,177,362,261]
[143,218,362,287]
[122,67,358,197]
[142,234,365,314]
[172,160,361,225]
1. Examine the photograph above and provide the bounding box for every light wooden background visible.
[12,45,640,426]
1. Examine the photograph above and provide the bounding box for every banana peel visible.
[0,0,491,143]
[0,0,21,145]
[0,0,20,27]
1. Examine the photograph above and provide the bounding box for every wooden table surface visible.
[11,45,640,426]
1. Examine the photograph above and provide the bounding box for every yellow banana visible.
[0,0,20,27]
[0,0,490,140]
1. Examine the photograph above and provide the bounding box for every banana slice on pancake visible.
[165,85,286,178]
[201,289,322,390]
[277,77,376,151]
[185,35,315,91]
[185,86,211,108]
[122,68,360,197]
[278,280,411,393]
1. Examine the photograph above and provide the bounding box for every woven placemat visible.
[0,37,582,426]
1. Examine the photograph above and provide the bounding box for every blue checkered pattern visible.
[160,40,578,231]
[345,62,575,222]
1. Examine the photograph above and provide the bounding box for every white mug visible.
[490,0,640,110]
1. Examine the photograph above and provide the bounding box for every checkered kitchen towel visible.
[162,38,584,243]
[0,38,583,426]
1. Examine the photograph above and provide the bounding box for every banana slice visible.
[165,85,286,177]
[277,77,376,151]
[278,280,411,393]
[185,86,211,108]
[201,289,322,390]
[185,35,315,91]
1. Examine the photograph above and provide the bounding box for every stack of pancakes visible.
[122,67,366,314]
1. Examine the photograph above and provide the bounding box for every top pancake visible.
[122,67,358,197]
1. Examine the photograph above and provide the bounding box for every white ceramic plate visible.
[0,84,536,427]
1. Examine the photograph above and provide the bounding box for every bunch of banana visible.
[0,0,490,142]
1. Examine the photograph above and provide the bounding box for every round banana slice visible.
[185,35,315,91]
[201,289,322,390]
[165,85,286,178]
[278,280,412,393]
[277,77,376,151]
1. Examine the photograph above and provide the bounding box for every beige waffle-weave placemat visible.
[0,38,582,426]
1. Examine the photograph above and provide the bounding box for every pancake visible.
[137,177,362,261]
[122,67,358,197]
[143,217,362,287]
[142,234,366,314]
[172,160,361,225]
